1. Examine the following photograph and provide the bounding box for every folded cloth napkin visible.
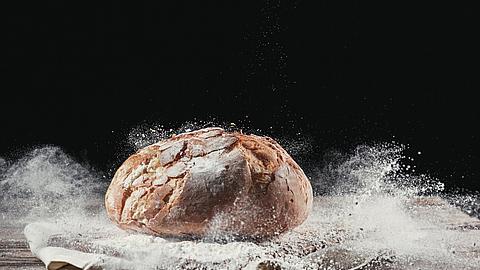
[23,222,130,270]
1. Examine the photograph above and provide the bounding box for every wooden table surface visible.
[0,224,43,269]
[2,196,480,270]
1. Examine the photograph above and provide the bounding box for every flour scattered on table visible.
[2,138,480,269]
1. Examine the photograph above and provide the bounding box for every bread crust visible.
[105,128,313,238]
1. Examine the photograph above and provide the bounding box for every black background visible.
[1,1,477,191]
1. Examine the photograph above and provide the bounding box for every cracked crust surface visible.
[105,127,313,238]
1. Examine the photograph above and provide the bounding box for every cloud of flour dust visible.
[0,146,107,225]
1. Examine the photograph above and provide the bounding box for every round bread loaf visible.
[105,128,313,238]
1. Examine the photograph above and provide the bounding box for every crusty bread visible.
[105,128,313,238]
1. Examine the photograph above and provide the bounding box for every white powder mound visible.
[2,142,480,269]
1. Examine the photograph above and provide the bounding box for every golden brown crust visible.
[105,127,313,238]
